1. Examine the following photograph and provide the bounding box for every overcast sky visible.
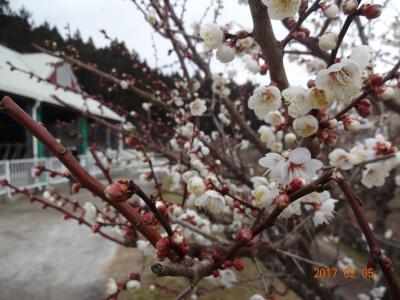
[9,0,397,86]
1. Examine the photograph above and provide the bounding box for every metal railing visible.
[0,151,167,196]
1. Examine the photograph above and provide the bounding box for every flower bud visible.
[343,0,358,15]
[359,4,382,20]
[319,32,338,51]
[316,110,329,122]
[233,259,245,271]
[377,87,395,101]
[104,180,132,202]
[343,118,360,132]
[274,193,290,209]
[216,44,235,63]
[322,4,339,19]
[71,182,81,194]
[317,128,330,141]
[284,133,297,147]
[212,270,220,277]
[212,251,221,261]
[288,178,306,192]
[326,132,338,146]
[156,237,170,253]
[359,98,371,107]
[357,105,371,118]
[236,227,253,244]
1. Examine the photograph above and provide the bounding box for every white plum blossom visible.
[119,80,129,90]
[329,148,355,170]
[316,59,362,103]
[265,110,284,126]
[313,198,337,226]
[243,55,260,74]
[187,176,206,197]
[161,171,181,192]
[258,125,276,147]
[338,256,355,271]
[293,115,319,137]
[261,0,301,20]
[146,8,158,25]
[370,286,386,299]
[83,202,97,222]
[106,278,118,295]
[350,45,373,70]
[306,87,332,109]
[306,58,327,74]
[218,269,238,288]
[200,23,224,51]
[249,294,266,300]
[126,280,141,290]
[378,87,396,101]
[250,176,270,188]
[282,86,311,118]
[361,163,390,188]
[216,44,235,63]
[384,229,393,239]
[318,32,338,51]
[190,98,207,116]
[357,293,370,300]
[137,240,155,256]
[252,184,279,208]
[248,86,281,120]
[194,190,225,213]
[259,147,323,185]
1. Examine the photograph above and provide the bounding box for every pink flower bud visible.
[236,227,253,244]
[104,180,131,202]
[357,105,371,118]
[288,178,306,192]
[343,118,360,133]
[326,133,338,146]
[316,110,329,122]
[360,4,382,20]
[233,259,245,271]
[156,237,170,253]
[71,182,81,194]
[212,270,220,277]
[274,193,290,209]
[343,0,358,15]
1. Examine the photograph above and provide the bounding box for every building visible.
[0,44,123,160]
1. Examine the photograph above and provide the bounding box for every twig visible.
[334,171,400,298]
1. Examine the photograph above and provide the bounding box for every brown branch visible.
[90,144,113,184]
[0,96,161,247]
[281,0,322,48]
[249,0,289,90]
[328,1,362,66]
[334,171,400,299]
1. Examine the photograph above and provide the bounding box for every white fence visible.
[0,151,167,196]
